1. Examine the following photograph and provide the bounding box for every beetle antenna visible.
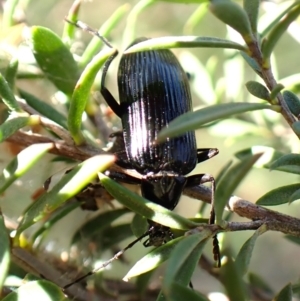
[63,230,151,289]
[64,18,114,49]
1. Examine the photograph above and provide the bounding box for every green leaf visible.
[0,143,54,194]
[245,81,270,101]
[256,184,300,206]
[0,73,22,112]
[274,283,292,301]
[72,208,130,244]
[243,0,259,33]
[123,237,184,281]
[99,174,197,230]
[2,0,19,28]
[131,213,148,238]
[235,225,267,276]
[0,116,40,143]
[135,270,156,297]
[269,154,300,171]
[292,121,300,137]
[62,0,81,45]
[16,155,115,235]
[289,188,300,203]
[261,1,300,38]
[125,36,247,54]
[78,3,129,68]
[32,201,81,244]
[215,153,262,224]
[2,280,70,301]
[68,47,116,145]
[166,283,210,301]
[30,26,79,95]
[209,0,252,41]
[262,4,300,59]
[183,4,207,35]
[221,251,248,301]
[248,272,273,295]
[284,235,300,245]
[163,233,209,291]
[101,223,134,249]
[0,211,10,291]
[235,147,300,174]
[240,51,262,76]
[122,0,155,44]
[5,57,18,89]
[270,84,284,100]
[19,90,68,129]
[283,90,300,117]
[157,103,275,143]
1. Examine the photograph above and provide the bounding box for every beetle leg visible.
[100,51,123,118]
[105,170,142,185]
[196,148,219,163]
[186,173,221,267]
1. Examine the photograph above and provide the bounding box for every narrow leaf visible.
[215,153,262,224]
[274,283,292,301]
[163,233,209,291]
[240,51,262,76]
[243,0,259,33]
[32,201,81,244]
[2,280,70,301]
[256,184,300,206]
[72,208,130,243]
[235,147,300,174]
[221,252,248,301]
[0,73,22,112]
[0,143,54,193]
[269,154,300,171]
[0,211,10,291]
[124,36,247,54]
[209,0,252,41]
[157,103,275,142]
[68,47,116,145]
[284,235,300,245]
[262,4,300,59]
[79,3,129,68]
[123,237,184,281]
[99,174,197,230]
[248,272,273,295]
[62,0,81,45]
[102,223,134,249]
[292,121,300,136]
[30,26,79,95]
[283,90,300,117]
[131,213,148,238]
[17,155,115,234]
[5,57,18,89]
[20,90,68,129]
[167,283,210,301]
[289,188,300,203]
[0,116,40,143]
[245,81,270,101]
[136,270,156,297]
[235,225,267,276]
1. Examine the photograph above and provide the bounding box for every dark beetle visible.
[101,37,219,247]
[61,21,221,290]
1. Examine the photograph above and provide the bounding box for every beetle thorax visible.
[141,171,187,210]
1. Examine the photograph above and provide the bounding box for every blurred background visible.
[1,0,300,298]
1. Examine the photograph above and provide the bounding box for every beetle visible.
[66,20,219,247]
[101,37,219,248]
[62,20,220,289]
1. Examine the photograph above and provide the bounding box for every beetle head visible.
[141,172,187,210]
